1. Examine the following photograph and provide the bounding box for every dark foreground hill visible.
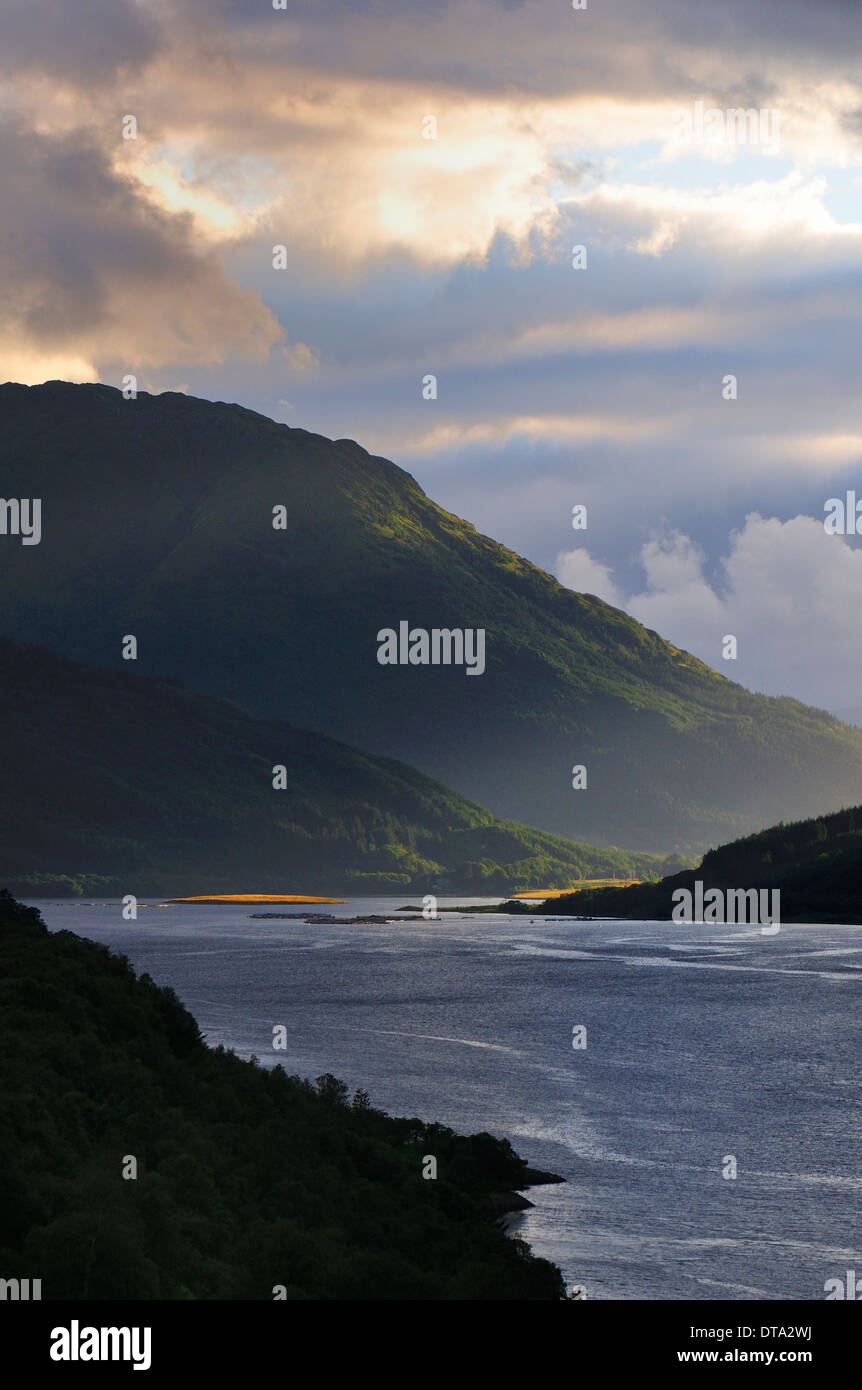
[0,637,662,896]
[539,806,862,924]
[2,381,862,851]
[0,891,565,1299]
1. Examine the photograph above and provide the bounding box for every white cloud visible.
[556,549,623,606]
[627,532,726,635]
[557,515,862,709]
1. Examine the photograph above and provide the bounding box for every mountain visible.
[539,805,862,924]
[2,379,862,851]
[0,637,662,896]
[0,890,564,1299]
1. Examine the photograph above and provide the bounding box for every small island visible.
[166,893,346,904]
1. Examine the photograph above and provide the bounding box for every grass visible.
[165,894,347,904]
[513,879,644,898]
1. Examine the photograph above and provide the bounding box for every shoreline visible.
[494,1167,566,1221]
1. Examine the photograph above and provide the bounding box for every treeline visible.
[3,841,663,900]
[0,890,565,1299]
[0,636,663,896]
[540,805,862,924]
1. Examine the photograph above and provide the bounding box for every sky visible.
[2,0,862,713]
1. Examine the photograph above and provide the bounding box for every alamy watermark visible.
[824,491,862,534]
[377,623,485,675]
[672,881,780,934]
[673,101,781,153]
[0,1277,41,1299]
[824,1269,862,1299]
[50,1323,151,1371]
[0,498,41,545]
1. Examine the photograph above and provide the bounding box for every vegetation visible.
[2,381,862,851]
[0,636,664,896]
[542,806,862,924]
[0,890,565,1299]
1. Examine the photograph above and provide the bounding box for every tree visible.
[315,1073,349,1106]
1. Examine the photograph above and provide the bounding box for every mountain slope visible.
[541,806,862,924]
[2,379,861,850]
[0,637,661,895]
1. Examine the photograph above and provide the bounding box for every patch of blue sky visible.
[818,168,862,225]
[549,142,797,202]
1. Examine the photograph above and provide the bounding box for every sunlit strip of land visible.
[165,894,346,904]
[514,879,642,898]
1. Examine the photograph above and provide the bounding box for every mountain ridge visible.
[2,379,860,850]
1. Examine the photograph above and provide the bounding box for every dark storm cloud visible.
[0,117,281,371]
[0,0,163,83]
[203,0,862,100]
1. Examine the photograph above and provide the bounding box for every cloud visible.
[0,118,285,382]
[558,515,862,710]
[0,0,163,82]
[556,549,622,606]
[201,0,862,107]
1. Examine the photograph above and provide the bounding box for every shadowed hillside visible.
[0,637,663,896]
[540,806,862,924]
[0,891,565,1299]
[2,380,862,850]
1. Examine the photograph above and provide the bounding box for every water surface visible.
[33,898,862,1300]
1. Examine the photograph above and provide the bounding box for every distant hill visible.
[0,890,564,1299]
[2,380,862,850]
[540,806,862,924]
[0,637,662,896]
